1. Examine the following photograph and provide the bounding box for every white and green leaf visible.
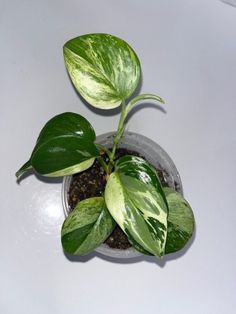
[164,187,195,254]
[63,33,141,109]
[61,197,116,255]
[105,155,168,257]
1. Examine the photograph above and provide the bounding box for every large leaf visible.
[34,112,96,149]
[61,197,116,255]
[31,135,98,176]
[105,155,168,257]
[16,112,98,178]
[164,187,195,254]
[63,33,141,109]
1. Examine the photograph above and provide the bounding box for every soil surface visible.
[68,148,176,250]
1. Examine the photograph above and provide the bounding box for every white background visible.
[1,1,236,313]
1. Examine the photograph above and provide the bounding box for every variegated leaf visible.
[63,33,141,109]
[164,187,195,254]
[105,155,168,257]
[16,112,98,178]
[61,197,116,255]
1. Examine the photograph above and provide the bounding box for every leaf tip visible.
[15,160,32,180]
[159,97,165,104]
[15,169,22,179]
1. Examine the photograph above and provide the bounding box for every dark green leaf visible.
[16,112,97,178]
[64,33,141,109]
[164,187,195,254]
[35,112,96,150]
[105,155,168,257]
[61,197,116,255]
[31,135,99,176]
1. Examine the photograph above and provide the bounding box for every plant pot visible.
[62,131,183,259]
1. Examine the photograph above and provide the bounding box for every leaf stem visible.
[107,94,165,173]
[97,156,109,175]
[95,144,113,160]
[125,93,165,116]
[108,100,127,172]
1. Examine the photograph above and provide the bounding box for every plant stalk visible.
[108,100,127,172]
[107,94,165,173]
[125,93,165,115]
[97,156,109,175]
[95,144,113,160]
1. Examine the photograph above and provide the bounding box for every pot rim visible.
[62,131,183,259]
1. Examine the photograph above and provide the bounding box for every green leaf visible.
[16,112,98,178]
[105,155,168,257]
[63,33,141,109]
[61,197,116,255]
[164,187,195,254]
[31,135,99,176]
[35,112,96,150]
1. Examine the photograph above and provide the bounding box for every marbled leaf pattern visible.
[64,33,141,109]
[164,187,195,254]
[105,155,168,257]
[61,197,116,255]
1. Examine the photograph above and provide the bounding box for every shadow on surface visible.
[16,168,34,184]
[64,227,196,267]
[221,0,236,7]
[35,173,63,184]
[16,170,62,185]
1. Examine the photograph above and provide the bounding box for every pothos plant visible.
[16,33,195,258]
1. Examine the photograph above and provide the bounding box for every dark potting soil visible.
[68,148,178,250]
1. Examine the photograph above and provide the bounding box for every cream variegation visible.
[105,155,168,257]
[61,197,116,255]
[43,157,95,177]
[104,173,127,230]
[31,135,99,177]
[63,34,141,109]
[164,187,195,254]
[64,48,121,109]
[16,32,195,260]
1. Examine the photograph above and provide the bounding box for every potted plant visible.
[16,33,195,259]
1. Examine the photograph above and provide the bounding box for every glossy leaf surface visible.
[31,135,98,176]
[35,112,96,150]
[64,33,141,109]
[61,197,116,255]
[16,112,98,178]
[164,187,195,254]
[105,155,168,257]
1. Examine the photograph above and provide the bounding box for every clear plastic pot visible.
[62,131,183,259]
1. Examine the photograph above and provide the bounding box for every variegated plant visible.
[16,33,195,258]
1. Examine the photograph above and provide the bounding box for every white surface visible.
[1,1,236,313]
